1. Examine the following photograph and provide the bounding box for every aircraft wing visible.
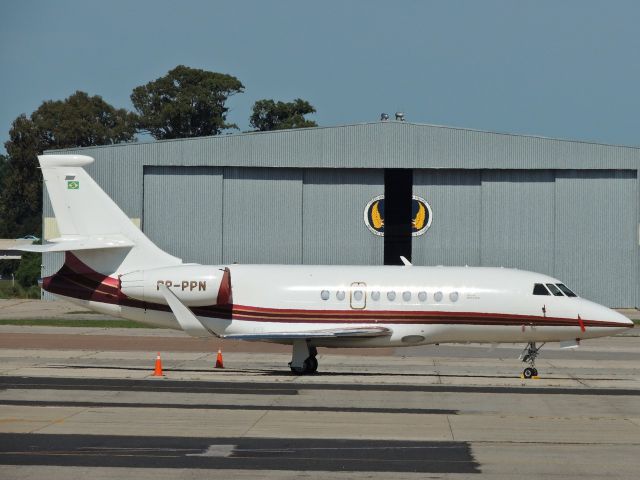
[157,283,392,340]
[223,326,392,341]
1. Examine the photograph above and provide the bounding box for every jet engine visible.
[119,265,229,307]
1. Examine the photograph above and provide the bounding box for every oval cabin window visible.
[371,291,380,301]
[418,291,427,302]
[353,290,363,301]
[387,291,396,301]
[402,291,411,301]
[336,291,345,301]
[320,290,330,300]
[434,291,443,302]
[449,292,459,302]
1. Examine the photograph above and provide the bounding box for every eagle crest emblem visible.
[363,195,432,236]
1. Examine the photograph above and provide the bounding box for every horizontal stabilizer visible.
[224,326,392,341]
[15,234,135,253]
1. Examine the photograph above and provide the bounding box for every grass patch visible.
[0,282,41,299]
[0,319,161,328]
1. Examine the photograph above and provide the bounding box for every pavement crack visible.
[446,415,455,441]
[240,409,270,437]
[29,407,88,434]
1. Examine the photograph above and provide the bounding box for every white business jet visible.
[18,155,633,376]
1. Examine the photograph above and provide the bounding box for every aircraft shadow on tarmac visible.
[44,364,625,381]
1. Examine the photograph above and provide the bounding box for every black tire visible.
[308,356,318,373]
[290,357,316,375]
[523,367,534,379]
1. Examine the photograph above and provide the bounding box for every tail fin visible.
[21,154,181,274]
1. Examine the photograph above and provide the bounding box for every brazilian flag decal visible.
[67,180,79,190]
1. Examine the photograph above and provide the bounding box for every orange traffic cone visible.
[153,352,164,376]
[215,349,224,369]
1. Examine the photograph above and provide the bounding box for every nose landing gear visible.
[519,341,544,378]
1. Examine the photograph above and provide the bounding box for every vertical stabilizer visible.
[39,154,181,274]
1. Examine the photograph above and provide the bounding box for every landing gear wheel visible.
[289,356,317,375]
[290,365,306,374]
[519,342,544,379]
[289,341,319,375]
[308,356,318,373]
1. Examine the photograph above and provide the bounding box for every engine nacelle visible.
[119,265,229,307]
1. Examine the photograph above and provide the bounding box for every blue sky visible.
[1,0,639,153]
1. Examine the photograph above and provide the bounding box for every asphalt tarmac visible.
[0,322,639,479]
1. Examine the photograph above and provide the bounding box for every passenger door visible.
[350,282,367,309]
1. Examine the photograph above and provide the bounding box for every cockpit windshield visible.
[533,282,578,297]
[532,283,550,295]
[546,283,564,296]
[556,283,577,297]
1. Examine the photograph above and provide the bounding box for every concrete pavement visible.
[0,320,638,478]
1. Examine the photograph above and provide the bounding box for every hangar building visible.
[46,121,639,307]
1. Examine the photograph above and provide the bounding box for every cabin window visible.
[533,284,550,296]
[434,291,443,302]
[418,291,427,302]
[546,283,564,296]
[387,291,396,301]
[450,292,459,302]
[556,284,577,297]
[402,291,411,301]
[320,290,330,300]
[336,291,346,300]
[353,290,363,301]
[371,291,380,301]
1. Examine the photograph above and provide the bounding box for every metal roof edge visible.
[45,120,640,154]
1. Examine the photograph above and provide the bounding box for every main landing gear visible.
[519,341,545,379]
[289,340,318,374]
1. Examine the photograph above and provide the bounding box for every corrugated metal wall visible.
[143,166,383,266]
[554,170,637,307]
[222,168,302,264]
[143,166,223,265]
[480,170,555,273]
[413,170,481,266]
[302,169,384,265]
[412,168,637,306]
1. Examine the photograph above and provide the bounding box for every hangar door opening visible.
[384,169,413,265]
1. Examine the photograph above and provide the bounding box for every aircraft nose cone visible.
[611,310,634,328]
[599,306,634,328]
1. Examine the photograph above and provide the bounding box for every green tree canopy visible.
[249,98,317,131]
[0,154,7,186]
[131,65,245,139]
[15,252,41,287]
[0,91,137,238]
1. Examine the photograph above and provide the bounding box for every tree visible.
[0,91,137,238]
[0,154,7,185]
[131,65,245,139]
[15,252,41,288]
[249,98,317,131]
